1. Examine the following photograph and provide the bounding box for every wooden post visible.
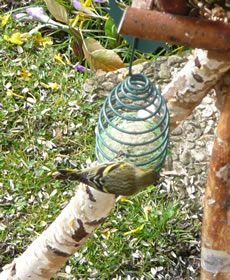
[118,8,230,51]
[201,85,230,279]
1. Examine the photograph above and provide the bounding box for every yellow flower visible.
[4,32,28,45]
[80,0,93,9]
[54,53,65,65]
[124,224,145,236]
[101,229,111,238]
[32,32,52,48]
[70,12,92,27]
[71,14,80,26]
[0,14,10,26]
[120,196,134,204]
[6,89,24,99]
[17,67,32,80]
[41,82,60,91]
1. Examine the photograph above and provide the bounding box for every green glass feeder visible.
[95,72,170,170]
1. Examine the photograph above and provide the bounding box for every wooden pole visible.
[118,8,230,51]
[201,85,230,279]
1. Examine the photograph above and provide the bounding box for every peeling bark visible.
[201,86,230,279]
[162,49,230,131]
[0,185,115,280]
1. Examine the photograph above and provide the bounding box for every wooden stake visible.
[201,85,230,279]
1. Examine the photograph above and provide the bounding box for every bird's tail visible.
[55,169,90,186]
[55,169,80,180]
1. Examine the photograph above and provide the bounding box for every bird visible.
[55,161,159,196]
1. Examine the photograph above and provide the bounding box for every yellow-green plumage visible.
[56,162,159,196]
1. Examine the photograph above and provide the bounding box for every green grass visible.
[69,191,197,279]
[0,3,200,279]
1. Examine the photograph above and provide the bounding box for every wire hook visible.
[128,38,138,76]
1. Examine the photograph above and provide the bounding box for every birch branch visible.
[162,49,230,131]
[0,185,116,280]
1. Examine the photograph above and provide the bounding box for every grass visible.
[0,2,200,279]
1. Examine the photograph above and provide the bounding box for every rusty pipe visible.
[118,8,230,51]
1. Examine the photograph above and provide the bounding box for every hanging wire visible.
[128,38,138,76]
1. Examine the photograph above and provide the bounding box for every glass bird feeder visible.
[95,72,169,170]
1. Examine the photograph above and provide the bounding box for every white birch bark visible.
[162,49,230,130]
[0,184,115,280]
